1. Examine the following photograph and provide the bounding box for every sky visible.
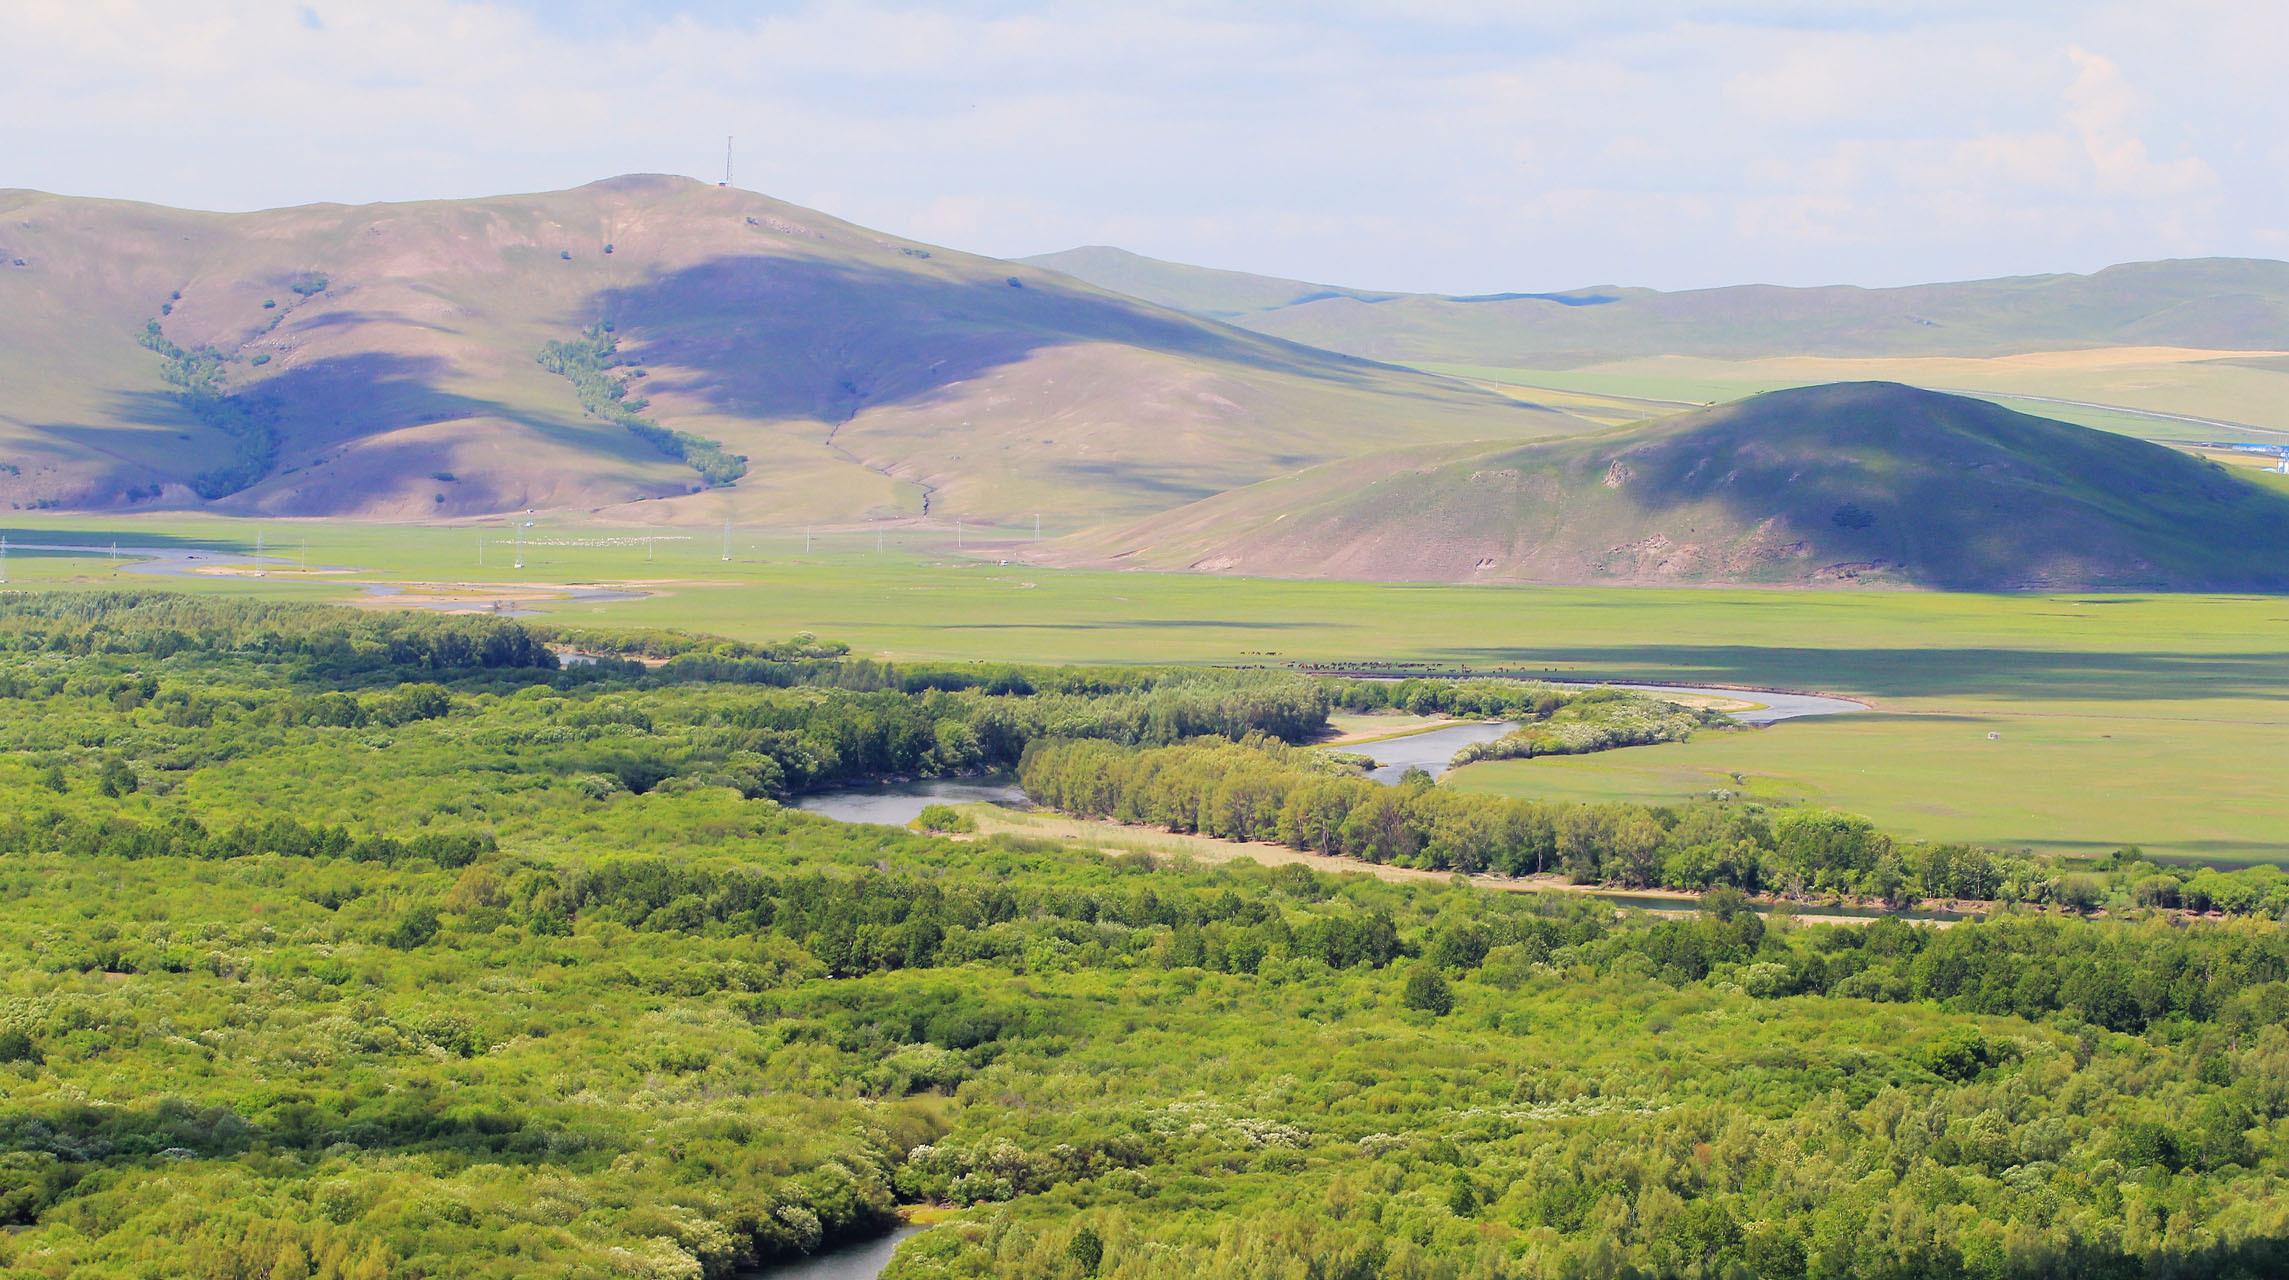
[7,1,2285,293]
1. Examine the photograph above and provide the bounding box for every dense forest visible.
[0,594,2285,1279]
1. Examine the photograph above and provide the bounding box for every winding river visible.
[790,680,1868,823]
[1348,681,1866,783]
[1355,721,1520,782]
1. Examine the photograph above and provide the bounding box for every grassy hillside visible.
[1020,245,1414,318]
[1030,248,2289,367]
[1054,382,2289,590]
[0,178,1579,524]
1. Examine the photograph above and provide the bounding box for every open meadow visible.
[5,512,2283,865]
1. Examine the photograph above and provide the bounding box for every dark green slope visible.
[1061,382,2289,590]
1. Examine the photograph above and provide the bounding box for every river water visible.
[2,541,295,576]
[743,1227,922,1280]
[1347,681,1865,782]
[1355,721,1520,782]
[1544,680,1867,725]
[790,681,1868,821]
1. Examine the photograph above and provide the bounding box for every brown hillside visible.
[0,177,1580,523]
[1049,383,2289,591]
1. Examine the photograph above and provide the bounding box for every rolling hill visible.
[1019,246,1417,319]
[0,177,1581,524]
[1049,382,2289,590]
[1023,248,2289,367]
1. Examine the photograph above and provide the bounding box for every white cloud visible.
[2062,46,2216,197]
[0,0,2278,290]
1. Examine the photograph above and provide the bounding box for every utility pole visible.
[477,530,484,568]
[722,136,733,187]
[514,525,524,571]
[804,526,812,555]
[956,520,963,549]
[721,518,731,562]
[646,536,654,563]
[299,539,307,572]
[1034,512,1041,540]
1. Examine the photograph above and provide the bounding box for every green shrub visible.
[913,803,975,834]
[1402,966,1453,1015]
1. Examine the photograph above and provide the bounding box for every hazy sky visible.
[10,1,2285,292]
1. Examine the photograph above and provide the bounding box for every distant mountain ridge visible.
[0,177,1575,521]
[1050,382,2289,590]
[1021,247,2289,367]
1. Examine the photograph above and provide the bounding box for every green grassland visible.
[4,512,2284,864]
[1446,710,2289,866]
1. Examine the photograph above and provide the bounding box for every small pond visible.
[791,776,1028,827]
[742,1227,922,1279]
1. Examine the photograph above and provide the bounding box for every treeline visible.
[1019,737,2289,917]
[0,809,492,870]
[532,623,851,662]
[135,318,279,498]
[1452,687,1712,765]
[0,593,1331,744]
[465,676,1329,800]
[1327,676,1575,718]
[0,593,557,676]
[537,324,747,485]
[1326,676,1720,767]
[0,597,1337,806]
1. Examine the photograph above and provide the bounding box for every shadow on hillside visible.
[86,352,690,510]
[288,309,463,337]
[97,352,596,452]
[582,254,1493,428]
[247,353,599,448]
[1594,385,2289,591]
[1422,643,2289,702]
